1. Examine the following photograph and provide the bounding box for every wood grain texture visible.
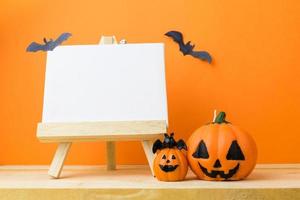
[99,35,118,44]
[0,164,299,200]
[0,189,298,200]
[142,140,156,176]
[37,120,166,142]
[48,142,72,178]
[106,141,116,170]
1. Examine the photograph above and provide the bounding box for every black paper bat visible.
[165,31,212,63]
[26,32,72,52]
[152,133,187,153]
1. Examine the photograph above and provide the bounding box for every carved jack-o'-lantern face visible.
[187,112,257,181]
[157,149,181,173]
[153,133,188,181]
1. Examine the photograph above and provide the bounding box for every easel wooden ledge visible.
[37,36,166,179]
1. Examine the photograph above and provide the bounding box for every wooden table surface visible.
[0,164,299,200]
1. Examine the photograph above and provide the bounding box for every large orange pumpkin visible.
[152,133,188,181]
[187,112,257,181]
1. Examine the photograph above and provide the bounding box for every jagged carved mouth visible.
[159,165,179,172]
[198,163,240,180]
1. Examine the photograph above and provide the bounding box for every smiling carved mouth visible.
[159,165,179,172]
[198,163,240,180]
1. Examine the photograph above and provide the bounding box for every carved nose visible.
[213,159,222,168]
[166,160,170,163]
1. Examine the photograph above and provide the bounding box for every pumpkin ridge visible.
[175,149,188,180]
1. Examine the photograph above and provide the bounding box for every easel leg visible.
[48,142,72,178]
[106,141,116,170]
[142,140,155,176]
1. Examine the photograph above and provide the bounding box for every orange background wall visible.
[0,0,299,164]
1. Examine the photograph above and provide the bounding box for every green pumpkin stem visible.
[214,111,229,124]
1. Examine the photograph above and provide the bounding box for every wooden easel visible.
[37,36,166,178]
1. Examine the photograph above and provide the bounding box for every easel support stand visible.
[38,37,166,178]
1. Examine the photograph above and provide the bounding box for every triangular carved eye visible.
[226,140,245,160]
[192,140,209,159]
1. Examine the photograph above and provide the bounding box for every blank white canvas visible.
[42,43,168,123]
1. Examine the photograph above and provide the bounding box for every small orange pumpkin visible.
[187,111,257,181]
[152,133,188,181]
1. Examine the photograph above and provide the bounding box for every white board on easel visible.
[37,41,168,178]
[42,43,168,123]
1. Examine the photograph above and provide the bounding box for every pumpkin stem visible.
[214,111,229,124]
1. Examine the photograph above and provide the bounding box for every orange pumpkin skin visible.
[154,148,188,181]
[187,112,257,181]
[152,133,188,181]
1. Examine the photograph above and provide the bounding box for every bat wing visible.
[190,50,212,63]
[165,31,192,55]
[26,42,46,52]
[52,32,72,48]
[177,139,187,151]
[165,31,184,44]
[152,139,163,154]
